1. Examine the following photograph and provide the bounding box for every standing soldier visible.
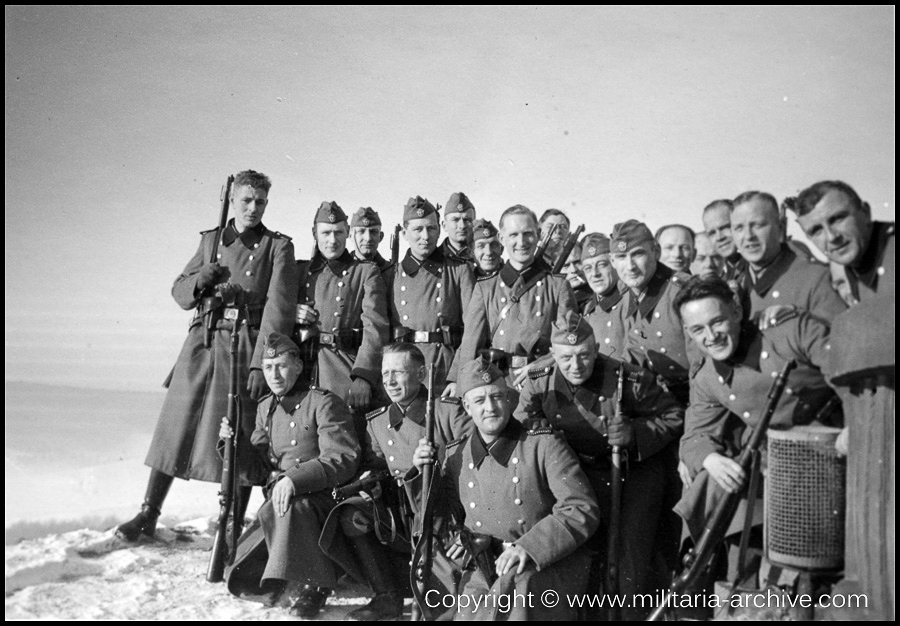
[581,233,627,358]
[515,313,684,620]
[349,206,398,296]
[702,199,746,282]
[471,218,504,279]
[389,196,475,395]
[449,205,577,399]
[730,191,846,324]
[560,241,594,313]
[691,233,725,279]
[656,224,696,274]
[538,208,571,268]
[295,201,390,435]
[118,170,299,541]
[439,192,476,262]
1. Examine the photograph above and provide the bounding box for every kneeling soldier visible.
[222,333,359,619]
[413,357,600,621]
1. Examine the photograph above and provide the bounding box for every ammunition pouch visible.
[460,529,503,585]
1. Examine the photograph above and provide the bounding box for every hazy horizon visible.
[5,6,895,392]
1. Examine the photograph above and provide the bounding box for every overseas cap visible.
[263,332,301,359]
[314,201,347,225]
[403,196,437,222]
[610,219,654,254]
[551,311,594,346]
[457,355,507,398]
[472,218,499,241]
[446,192,475,214]
[581,232,611,260]
[350,206,382,228]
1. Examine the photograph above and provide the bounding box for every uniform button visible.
[656,331,662,337]
[499,330,505,335]
[271,457,277,463]
[771,371,779,378]
[387,424,392,430]
[290,439,297,445]
[761,351,768,359]
[401,272,406,278]
[295,404,301,410]
[773,291,780,299]
[785,388,794,395]
[512,458,519,464]
[436,297,442,302]
[333,312,340,317]
[556,414,562,419]
[605,338,610,344]
[401,286,407,291]
[535,295,541,301]
[253,243,259,249]
[877,266,885,276]
[536,280,542,287]
[468,481,474,488]
[501,297,507,303]
[305,283,310,288]
[607,321,613,327]
[403,315,409,321]
[469,502,476,509]
[512,477,519,484]
[718,376,725,384]
[660,347,667,354]
[401,300,406,306]
[216,253,222,259]
[338,282,344,287]
[517,519,525,525]
[536,311,542,317]
[387,440,394,446]
[501,312,507,319]
[475,521,482,528]
[335,296,341,301]
[825,344,831,351]
[290,421,296,428]
[249,255,254,261]
[245,270,252,276]
[394,469,401,475]
[389,455,395,462]
[598,396,605,402]
[436,282,441,289]
[743,412,751,419]
[634,329,640,334]
[468,462,475,470]
[729,394,736,401]
[342,270,348,276]
[514,498,522,505]
[265,426,269,432]
[654,312,661,318]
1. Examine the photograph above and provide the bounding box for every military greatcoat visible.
[146,220,298,482]
[436,419,600,621]
[583,286,627,359]
[296,249,389,398]
[676,314,841,540]
[225,384,359,601]
[389,248,475,393]
[848,221,895,302]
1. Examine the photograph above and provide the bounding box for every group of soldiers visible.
[117,170,893,620]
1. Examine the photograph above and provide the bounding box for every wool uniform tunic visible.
[146,220,298,482]
[584,286,627,359]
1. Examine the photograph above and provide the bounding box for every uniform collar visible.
[748,244,794,297]
[221,219,266,249]
[627,263,672,319]
[498,257,551,291]
[596,286,623,312]
[388,385,428,429]
[470,418,524,468]
[853,221,893,289]
[711,322,763,384]
[400,246,446,277]
[352,250,392,270]
[277,382,308,414]
[310,248,354,276]
[551,360,610,408]
[441,237,470,261]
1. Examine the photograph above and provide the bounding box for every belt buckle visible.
[223,307,239,321]
[413,331,430,343]
[510,356,529,369]
[320,333,335,346]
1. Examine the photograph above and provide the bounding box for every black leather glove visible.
[247,369,268,401]
[197,262,226,290]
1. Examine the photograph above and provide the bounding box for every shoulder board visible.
[626,369,643,384]
[446,435,468,450]
[199,227,217,235]
[528,366,554,380]
[690,356,706,380]
[671,271,691,285]
[439,396,461,406]
[271,230,292,241]
[526,426,555,436]
[366,405,390,421]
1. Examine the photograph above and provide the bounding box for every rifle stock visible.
[390,224,401,267]
[646,360,797,621]
[411,365,437,620]
[534,223,558,264]
[204,175,234,348]
[551,224,585,273]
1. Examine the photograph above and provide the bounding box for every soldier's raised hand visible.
[413,437,436,472]
[218,416,234,440]
[247,370,268,400]
[495,543,530,576]
[272,476,295,517]
[197,262,226,290]
[441,383,458,398]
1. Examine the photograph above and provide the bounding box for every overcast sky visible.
[5,6,894,391]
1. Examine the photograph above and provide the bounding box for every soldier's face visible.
[561,250,587,288]
[352,226,384,259]
[611,240,659,292]
[731,199,784,269]
[691,235,724,279]
[381,352,425,404]
[680,296,742,362]
[540,215,569,256]
[314,222,349,260]
[658,227,695,273]
[500,214,539,268]
[551,341,597,386]
[262,354,302,397]
[442,209,475,246]
[403,214,440,260]
[231,184,268,232]
[462,383,511,443]
[474,237,503,272]
[703,205,736,258]
[797,190,873,268]
[582,254,617,296]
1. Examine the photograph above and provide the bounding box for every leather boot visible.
[117,470,173,541]
[345,534,404,620]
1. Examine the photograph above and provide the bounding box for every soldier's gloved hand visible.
[441,383,458,398]
[496,543,530,576]
[272,476,295,517]
[607,414,634,448]
[835,427,849,457]
[295,303,319,324]
[347,378,372,410]
[413,437,436,473]
[218,416,234,440]
[197,262,226,290]
[703,452,746,494]
[247,369,268,400]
